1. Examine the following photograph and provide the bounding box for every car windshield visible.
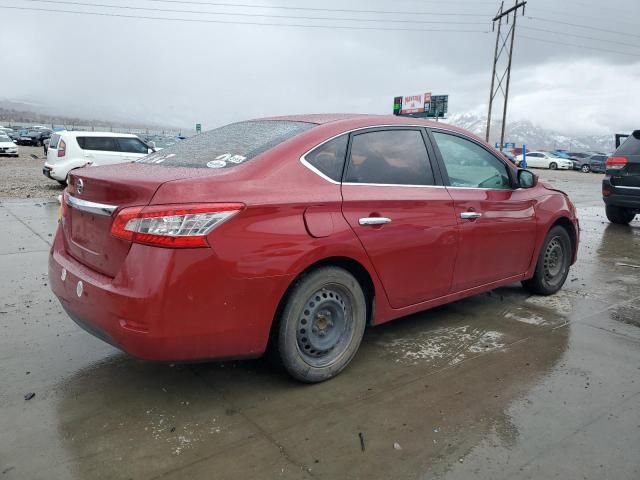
[138,120,316,169]
[0,134,10,141]
[547,152,562,158]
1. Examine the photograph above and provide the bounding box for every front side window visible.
[77,136,118,151]
[117,137,149,154]
[304,135,348,181]
[345,129,435,185]
[432,132,511,190]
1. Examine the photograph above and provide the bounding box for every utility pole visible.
[485,0,526,151]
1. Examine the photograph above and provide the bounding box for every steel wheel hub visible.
[297,287,352,366]
[544,237,564,280]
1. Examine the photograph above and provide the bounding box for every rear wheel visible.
[581,164,590,173]
[606,205,635,225]
[277,267,367,383]
[523,226,571,295]
[549,162,558,170]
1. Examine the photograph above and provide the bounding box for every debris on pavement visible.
[393,442,402,451]
[24,392,35,401]
[358,432,365,452]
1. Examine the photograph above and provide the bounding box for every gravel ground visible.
[0,146,64,199]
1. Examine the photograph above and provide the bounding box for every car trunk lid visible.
[62,164,205,277]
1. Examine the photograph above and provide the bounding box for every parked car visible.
[49,115,579,382]
[16,128,52,146]
[0,132,19,157]
[586,154,609,173]
[515,151,574,170]
[43,131,154,184]
[567,152,592,172]
[602,130,640,224]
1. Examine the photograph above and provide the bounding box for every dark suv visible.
[602,130,640,224]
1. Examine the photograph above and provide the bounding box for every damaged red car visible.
[49,114,579,382]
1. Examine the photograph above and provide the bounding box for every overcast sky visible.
[1,0,639,135]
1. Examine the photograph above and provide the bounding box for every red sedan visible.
[49,114,579,382]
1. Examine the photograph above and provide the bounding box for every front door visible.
[429,130,537,292]
[340,128,459,309]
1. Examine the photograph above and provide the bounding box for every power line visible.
[527,16,640,41]
[519,35,640,58]
[144,0,491,17]
[21,0,489,25]
[0,5,491,32]
[521,26,640,51]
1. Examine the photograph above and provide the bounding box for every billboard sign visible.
[428,95,448,118]
[399,92,431,114]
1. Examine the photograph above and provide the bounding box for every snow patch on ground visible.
[504,309,547,326]
[525,292,573,315]
[382,325,506,366]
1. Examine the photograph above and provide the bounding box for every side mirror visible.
[518,169,537,188]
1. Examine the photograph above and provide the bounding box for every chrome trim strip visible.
[342,182,446,189]
[613,185,640,190]
[65,194,117,216]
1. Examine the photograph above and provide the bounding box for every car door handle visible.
[460,212,482,220]
[359,217,392,226]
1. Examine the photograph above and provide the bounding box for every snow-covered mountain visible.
[444,113,615,153]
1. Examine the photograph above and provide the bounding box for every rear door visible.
[76,136,123,166]
[609,132,640,189]
[429,130,537,291]
[340,127,459,309]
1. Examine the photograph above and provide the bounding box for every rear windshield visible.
[137,120,315,169]
[615,131,640,156]
[49,134,60,149]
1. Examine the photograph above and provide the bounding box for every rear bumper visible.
[48,226,294,362]
[603,179,640,210]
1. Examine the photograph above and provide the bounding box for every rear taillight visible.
[57,139,66,157]
[602,186,610,197]
[606,156,628,170]
[110,203,244,248]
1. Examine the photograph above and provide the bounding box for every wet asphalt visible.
[0,169,638,480]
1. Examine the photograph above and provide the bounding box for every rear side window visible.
[77,136,118,151]
[49,134,60,149]
[345,130,435,185]
[615,131,640,156]
[117,137,149,154]
[304,135,348,181]
[138,120,315,168]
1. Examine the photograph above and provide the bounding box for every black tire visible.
[522,226,572,296]
[36,140,43,147]
[581,164,590,173]
[549,162,558,170]
[605,205,635,225]
[277,266,367,383]
[57,180,67,186]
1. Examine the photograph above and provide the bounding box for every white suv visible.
[43,131,153,184]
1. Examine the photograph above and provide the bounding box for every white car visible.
[515,151,574,170]
[43,131,154,184]
[0,132,19,157]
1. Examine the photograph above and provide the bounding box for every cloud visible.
[0,0,638,135]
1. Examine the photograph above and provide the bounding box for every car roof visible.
[259,113,477,137]
[57,131,139,138]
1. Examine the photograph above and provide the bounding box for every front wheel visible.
[277,267,367,383]
[581,164,590,173]
[606,205,635,225]
[549,162,558,170]
[522,226,571,295]
[36,140,43,147]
